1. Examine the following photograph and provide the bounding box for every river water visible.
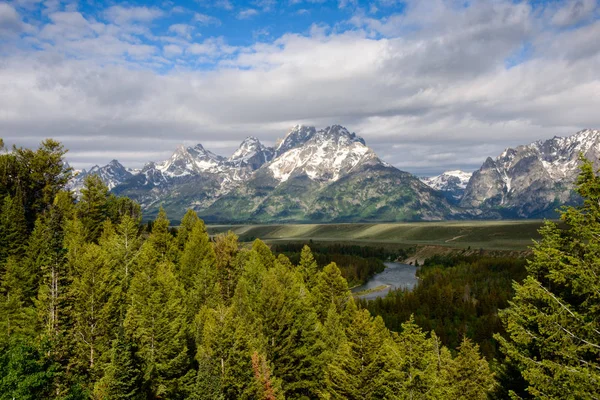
[351,262,419,300]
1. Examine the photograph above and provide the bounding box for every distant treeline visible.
[360,254,528,360]
[272,243,410,286]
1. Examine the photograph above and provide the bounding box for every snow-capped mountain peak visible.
[421,170,473,201]
[67,159,133,194]
[422,170,472,190]
[268,125,377,183]
[461,128,600,216]
[230,136,266,161]
[156,144,225,178]
[276,125,317,156]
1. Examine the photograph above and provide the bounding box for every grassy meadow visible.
[206,220,553,251]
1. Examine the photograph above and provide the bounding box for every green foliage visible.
[275,242,392,287]
[0,139,72,229]
[124,259,192,398]
[0,194,27,262]
[214,231,240,301]
[312,262,350,321]
[497,156,600,399]
[96,335,144,400]
[0,337,55,400]
[78,175,110,243]
[449,337,495,399]
[362,255,528,359]
[298,245,318,289]
[0,139,554,400]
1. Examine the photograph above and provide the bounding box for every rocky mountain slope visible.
[421,170,472,203]
[73,127,599,222]
[104,125,463,222]
[461,129,600,217]
[69,159,136,195]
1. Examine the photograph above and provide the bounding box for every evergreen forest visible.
[0,139,599,399]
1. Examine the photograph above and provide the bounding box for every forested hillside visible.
[0,140,598,399]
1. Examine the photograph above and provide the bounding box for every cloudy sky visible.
[0,0,599,175]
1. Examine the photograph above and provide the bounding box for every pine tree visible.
[0,193,27,263]
[8,139,72,228]
[251,351,284,400]
[214,231,240,301]
[496,156,600,399]
[324,309,388,399]
[177,209,200,250]
[0,337,55,400]
[0,257,37,339]
[124,260,193,398]
[252,239,275,270]
[312,262,350,322]
[388,316,440,398]
[78,174,109,243]
[298,245,318,289]
[180,219,218,319]
[70,242,115,381]
[191,354,224,400]
[148,206,178,263]
[95,335,145,400]
[0,260,32,339]
[257,263,325,399]
[448,337,495,400]
[105,195,141,226]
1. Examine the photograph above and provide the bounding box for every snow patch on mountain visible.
[68,159,134,195]
[156,144,225,178]
[269,125,375,183]
[422,170,472,191]
[461,129,600,216]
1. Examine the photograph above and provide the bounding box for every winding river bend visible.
[352,262,419,300]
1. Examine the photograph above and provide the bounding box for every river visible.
[351,262,419,300]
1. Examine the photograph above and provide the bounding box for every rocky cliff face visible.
[461,129,600,217]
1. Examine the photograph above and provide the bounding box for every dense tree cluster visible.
[274,243,397,287]
[1,140,598,399]
[361,255,528,359]
[0,140,494,399]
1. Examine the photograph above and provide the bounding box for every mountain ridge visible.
[71,126,599,222]
[461,128,600,217]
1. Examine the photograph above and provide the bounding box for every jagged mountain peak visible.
[276,125,317,155]
[156,143,225,178]
[68,158,134,194]
[268,125,376,183]
[421,170,473,203]
[230,136,267,161]
[461,128,600,217]
[316,125,366,145]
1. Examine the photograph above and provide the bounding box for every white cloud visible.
[104,6,164,26]
[214,0,234,10]
[338,0,358,9]
[237,9,259,19]
[193,12,221,26]
[551,0,597,27]
[168,23,195,39]
[253,0,276,11]
[0,3,33,37]
[163,44,183,56]
[187,37,237,58]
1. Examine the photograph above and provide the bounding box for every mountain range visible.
[69,126,600,222]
